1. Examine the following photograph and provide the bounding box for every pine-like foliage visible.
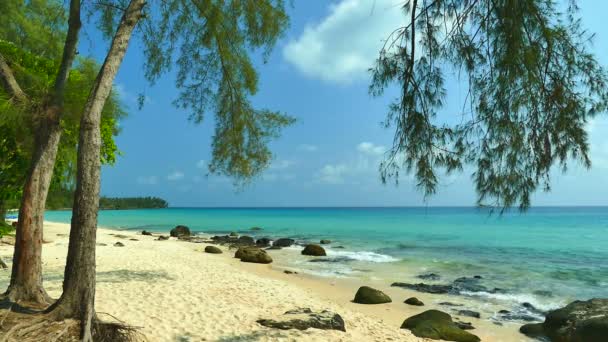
[371,0,608,210]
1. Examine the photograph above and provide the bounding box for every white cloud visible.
[317,164,349,184]
[167,171,185,181]
[357,142,385,157]
[298,144,318,152]
[136,175,158,185]
[283,0,404,84]
[196,159,207,169]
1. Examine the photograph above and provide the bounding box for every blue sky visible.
[81,0,608,207]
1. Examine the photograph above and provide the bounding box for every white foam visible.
[326,249,400,263]
[460,291,565,312]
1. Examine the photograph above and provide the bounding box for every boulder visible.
[257,308,345,332]
[156,235,169,241]
[235,247,273,264]
[520,298,608,342]
[229,231,238,237]
[273,238,295,247]
[440,302,464,307]
[96,243,108,246]
[455,322,475,330]
[237,235,255,245]
[353,286,392,304]
[401,310,480,342]
[404,297,424,306]
[170,225,191,238]
[320,239,331,244]
[284,270,298,274]
[141,230,153,236]
[204,246,222,254]
[114,242,124,247]
[256,237,271,247]
[129,238,139,241]
[457,310,481,319]
[301,244,326,256]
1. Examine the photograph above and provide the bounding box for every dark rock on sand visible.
[417,273,441,281]
[156,235,169,241]
[284,270,298,274]
[301,244,326,256]
[114,242,125,247]
[111,234,129,239]
[129,238,139,241]
[320,239,331,244]
[455,321,475,330]
[170,225,191,238]
[400,310,480,342]
[273,238,295,247]
[353,286,392,304]
[96,243,107,246]
[457,310,481,319]
[257,308,345,332]
[440,302,464,307]
[250,227,263,231]
[256,237,271,247]
[520,298,608,342]
[141,230,153,236]
[235,246,272,264]
[204,246,222,254]
[404,297,424,306]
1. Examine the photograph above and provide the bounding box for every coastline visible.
[0,221,531,341]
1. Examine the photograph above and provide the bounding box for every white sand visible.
[0,222,531,341]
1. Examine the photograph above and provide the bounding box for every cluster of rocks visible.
[257,308,345,332]
[391,275,503,296]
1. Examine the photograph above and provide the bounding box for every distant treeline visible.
[99,196,168,210]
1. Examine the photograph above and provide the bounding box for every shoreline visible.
[0,221,532,341]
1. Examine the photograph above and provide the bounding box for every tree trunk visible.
[5,117,61,304]
[3,0,81,305]
[46,1,145,340]
[0,199,6,224]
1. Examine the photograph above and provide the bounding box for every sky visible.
[79,0,608,207]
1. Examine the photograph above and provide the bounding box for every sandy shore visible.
[0,222,531,341]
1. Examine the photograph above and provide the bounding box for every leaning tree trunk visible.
[4,0,81,305]
[46,1,145,340]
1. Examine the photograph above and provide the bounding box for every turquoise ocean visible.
[45,207,608,317]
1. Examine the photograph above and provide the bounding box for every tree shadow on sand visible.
[97,269,175,283]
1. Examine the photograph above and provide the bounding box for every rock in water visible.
[235,247,272,264]
[520,298,608,342]
[273,238,295,247]
[170,225,191,238]
[417,273,441,281]
[404,297,424,306]
[301,244,326,256]
[401,310,480,342]
[320,239,331,244]
[256,237,271,247]
[114,242,125,247]
[229,231,238,237]
[257,308,345,332]
[353,286,392,304]
[250,227,263,231]
[204,246,222,254]
[458,310,481,319]
[237,235,255,246]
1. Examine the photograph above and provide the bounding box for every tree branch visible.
[51,0,82,108]
[0,53,27,103]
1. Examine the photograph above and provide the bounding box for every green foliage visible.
[0,220,15,238]
[371,0,608,210]
[93,0,294,184]
[99,196,169,210]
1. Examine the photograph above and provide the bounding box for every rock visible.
[114,242,124,247]
[308,256,354,263]
[250,227,263,231]
[400,310,481,342]
[522,302,545,315]
[417,273,441,281]
[498,310,510,314]
[333,246,345,249]
[520,298,608,342]
[96,243,107,246]
[237,235,255,245]
[141,230,153,236]
[392,282,453,294]
[353,286,392,304]
[257,308,345,332]
[211,235,237,245]
[301,244,326,256]
[440,302,464,307]
[235,247,272,264]
[404,297,424,306]
[452,277,488,293]
[204,246,222,254]
[455,321,475,330]
[457,310,481,319]
[229,231,238,237]
[129,238,139,241]
[0,257,8,269]
[170,225,191,238]
[273,238,295,247]
[256,237,271,247]
[284,270,298,274]
[156,235,169,241]
[320,239,331,244]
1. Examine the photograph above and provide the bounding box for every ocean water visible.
[44,207,608,317]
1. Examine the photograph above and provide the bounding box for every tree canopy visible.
[371,0,608,210]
